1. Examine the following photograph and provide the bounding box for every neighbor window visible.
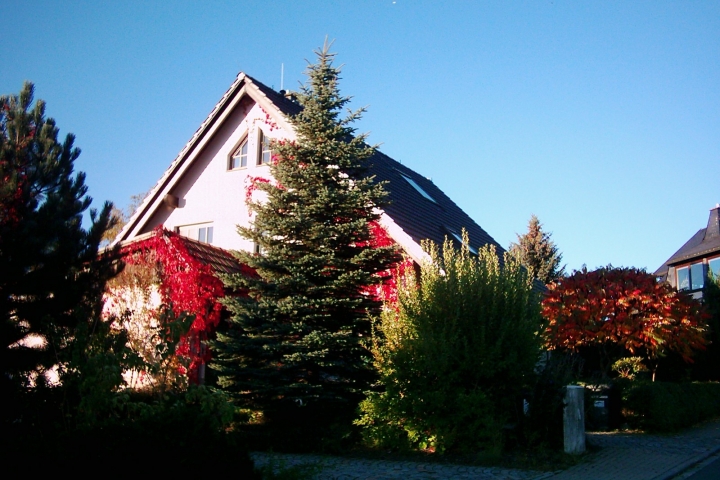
[709,258,720,281]
[677,262,705,291]
[257,130,272,165]
[230,138,249,170]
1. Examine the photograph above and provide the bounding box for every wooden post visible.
[564,385,586,454]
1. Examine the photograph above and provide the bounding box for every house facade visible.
[654,204,720,298]
[112,72,505,266]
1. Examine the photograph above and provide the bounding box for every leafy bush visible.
[542,266,707,380]
[621,381,720,432]
[612,357,649,380]
[356,235,542,454]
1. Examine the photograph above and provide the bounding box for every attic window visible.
[257,130,272,166]
[230,137,249,170]
[401,174,437,203]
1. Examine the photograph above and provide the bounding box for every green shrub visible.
[356,234,542,454]
[612,357,649,380]
[622,381,720,432]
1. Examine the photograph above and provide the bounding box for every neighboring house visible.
[654,204,720,299]
[112,72,505,266]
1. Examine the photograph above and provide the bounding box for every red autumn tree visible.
[542,266,707,380]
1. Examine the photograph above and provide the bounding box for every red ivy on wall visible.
[120,227,225,383]
[115,221,410,384]
[363,221,414,306]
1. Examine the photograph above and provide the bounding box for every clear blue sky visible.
[2,1,718,273]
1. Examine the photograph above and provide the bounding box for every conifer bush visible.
[212,41,400,448]
[356,234,542,454]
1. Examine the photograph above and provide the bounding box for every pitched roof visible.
[369,150,504,256]
[113,73,299,244]
[114,72,505,262]
[180,235,249,275]
[117,231,247,276]
[654,205,720,275]
[247,75,505,257]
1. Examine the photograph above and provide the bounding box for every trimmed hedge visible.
[621,381,720,432]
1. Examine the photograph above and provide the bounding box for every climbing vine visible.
[105,221,409,390]
[105,227,226,387]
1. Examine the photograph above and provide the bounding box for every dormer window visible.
[401,173,437,204]
[230,137,249,170]
[258,130,272,166]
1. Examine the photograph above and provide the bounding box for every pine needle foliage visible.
[1,82,122,427]
[212,42,401,413]
[509,214,565,285]
[357,233,542,454]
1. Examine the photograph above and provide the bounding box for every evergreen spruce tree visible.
[509,214,565,285]
[1,82,119,424]
[213,43,401,417]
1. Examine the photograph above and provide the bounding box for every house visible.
[112,72,505,266]
[654,204,720,298]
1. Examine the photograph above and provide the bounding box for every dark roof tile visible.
[654,206,720,274]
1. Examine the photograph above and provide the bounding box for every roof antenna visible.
[280,63,284,91]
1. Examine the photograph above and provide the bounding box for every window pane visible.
[241,143,248,167]
[198,227,206,243]
[206,227,213,244]
[691,263,704,290]
[401,174,437,203]
[677,267,690,291]
[258,131,271,165]
[230,140,248,169]
[710,258,720,281]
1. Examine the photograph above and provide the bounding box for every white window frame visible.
[257,129,272,166]
[176,223,214,244]
[229,136,249,170]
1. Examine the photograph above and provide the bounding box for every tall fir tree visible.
[509,214,565,285]
[1,82,120,424]
[212,42,401,414]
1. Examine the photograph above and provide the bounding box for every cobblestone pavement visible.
[250,452,554,479]
[250,419,720,480]
[552,420,720,480]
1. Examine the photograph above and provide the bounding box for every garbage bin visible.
[586,384,610,431]
[585,383,622,431]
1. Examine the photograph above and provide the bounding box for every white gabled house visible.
[112,72,505,265]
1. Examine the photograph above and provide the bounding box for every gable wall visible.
[140,98,288,252]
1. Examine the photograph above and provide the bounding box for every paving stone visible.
[250,419,720,480]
